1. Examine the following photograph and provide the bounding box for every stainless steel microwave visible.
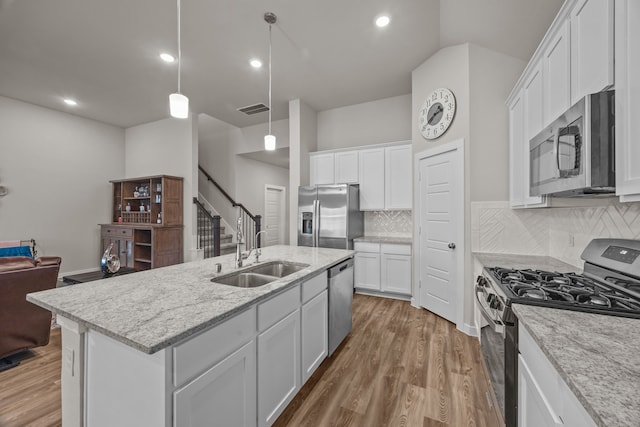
[529,90,615,197]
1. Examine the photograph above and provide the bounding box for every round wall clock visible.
[418,88,456,140]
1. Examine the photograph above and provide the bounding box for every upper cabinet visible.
[507,0,615,207]
[309,153,335,186]
[310,142,412,211]
[615,0,640,202]
[571,0,614,105]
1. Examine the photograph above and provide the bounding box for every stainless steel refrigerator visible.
[298,184,364,249]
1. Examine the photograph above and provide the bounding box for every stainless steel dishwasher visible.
[328,258,354,356]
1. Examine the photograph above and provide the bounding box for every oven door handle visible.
[475,283,504,334]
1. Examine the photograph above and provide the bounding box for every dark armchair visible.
[0,256,61,369]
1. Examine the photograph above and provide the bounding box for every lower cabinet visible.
[174,340,257,427]
[258,309,301,427]
[354,241,411,297]
[301,290,328,383]
[518,325,596,427]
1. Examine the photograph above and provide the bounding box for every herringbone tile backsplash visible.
[471,199,640,268]
[364,210,413,237]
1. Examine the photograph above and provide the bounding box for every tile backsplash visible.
[364,210,412,237]
[472,199,640,268]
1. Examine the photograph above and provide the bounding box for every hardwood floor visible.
[274,295,501,427]
[0,296,500,427]
[0,328,61,427]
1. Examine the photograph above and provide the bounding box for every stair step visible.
[199,234,233,244]
[220,242,236,250]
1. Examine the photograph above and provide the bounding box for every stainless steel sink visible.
[211,261,310,288]
[245,261,309,278]
[213,272,277,288]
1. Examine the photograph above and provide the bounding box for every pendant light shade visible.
[170,0,189,119]
[170,93,189,118]
[264,12,277,151]
[264,134,276,151]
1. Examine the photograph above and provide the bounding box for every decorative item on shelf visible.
[157,212,162,224]
[156,183,161,192]
[117,203,121,211]
[155,194,161,203]
[140,205,145,212]
[264,12,277,151]
[134,187,140,198]
[125,202,131,212]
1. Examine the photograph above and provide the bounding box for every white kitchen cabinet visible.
[174,340,257,427]
[354,241,411,297]
[518,355,562,427]
[310,153,335,186]
[384,145,412,210]
[334,150,359,184]
[381,244,412,295]
[615,0,640,202]
[570,0,614,105]
[524,64,544,142]
[258,309,301,427]
[543,19,571,126]
[519,325,596,427]
[354,250,381,291]
[358,148,386,210]
[301,290,328,384]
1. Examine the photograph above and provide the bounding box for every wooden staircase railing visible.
[195,165,261,258]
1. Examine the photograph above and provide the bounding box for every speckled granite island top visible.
[27,245,353,354]
[513,304,640,427]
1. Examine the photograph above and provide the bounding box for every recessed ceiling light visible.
[63,98,77,106]
[375,15,390,28]
[160,53,175,63]
[250,59,262,68]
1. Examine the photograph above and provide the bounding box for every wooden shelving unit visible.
[102,175,184,271]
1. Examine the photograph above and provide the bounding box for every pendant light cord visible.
[268,22,272,135]
[177,0,182,94]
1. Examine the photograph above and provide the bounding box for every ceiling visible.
[0,0,563,130]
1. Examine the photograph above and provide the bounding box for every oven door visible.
[475,277,506,421]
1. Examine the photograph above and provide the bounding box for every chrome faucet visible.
[253,230,268,263]
[235,217,245,268]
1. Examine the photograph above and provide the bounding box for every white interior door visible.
[417,141,463,325]
[264,185,286,246]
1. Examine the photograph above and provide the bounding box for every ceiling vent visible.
[237,103,269,115]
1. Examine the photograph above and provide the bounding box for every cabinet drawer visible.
[258,285,300,331]
[302,271,327,304]
[173,307,256,387]
[381,243,411,256]
[354,242,380,253]
[102,226,133,238]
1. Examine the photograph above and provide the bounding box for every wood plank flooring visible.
[0,328,61,427]
[274,295,501,427]
[0,295,501,427]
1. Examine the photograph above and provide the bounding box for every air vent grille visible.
[237,103,269,115]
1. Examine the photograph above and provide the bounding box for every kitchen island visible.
[28,245,353,427]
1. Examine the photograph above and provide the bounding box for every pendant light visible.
[264,12,277,151]
[169,0,188,119]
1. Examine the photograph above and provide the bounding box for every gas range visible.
[476,239,640,329]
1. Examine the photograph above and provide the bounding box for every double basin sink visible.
[211,261,310,288]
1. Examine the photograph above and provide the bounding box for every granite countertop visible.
[472,252,580,273]
[473,252,639,426]
[513,304,640,427]
[354,235,413,245]
[28,245,353,354]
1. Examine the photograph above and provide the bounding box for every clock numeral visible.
[448,104,452,110]
[432,93,437,101]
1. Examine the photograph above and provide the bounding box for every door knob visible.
[448,243,456,249]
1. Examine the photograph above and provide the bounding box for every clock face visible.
[419,88,456,140]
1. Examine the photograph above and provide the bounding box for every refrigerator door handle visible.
[314,199,320,247]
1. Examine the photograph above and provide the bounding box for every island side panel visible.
[58,316,86,427]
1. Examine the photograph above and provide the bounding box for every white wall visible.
[0,96,125,274]
[288,99,317,244]
[237,119,289,154]
[125,116,197,261]
[469,44,526,202]
[317,94,411,151]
